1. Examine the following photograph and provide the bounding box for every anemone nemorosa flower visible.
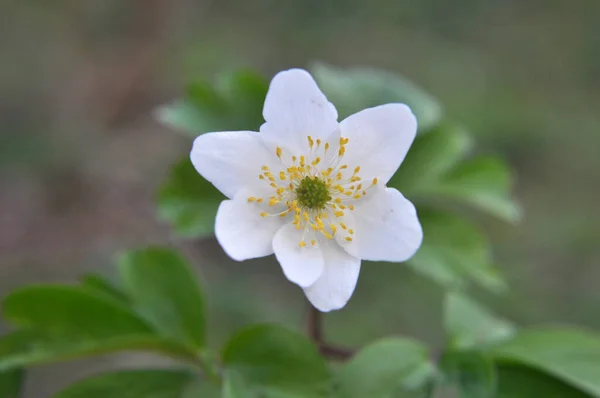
[191,69,423,312]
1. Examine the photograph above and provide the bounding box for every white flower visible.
[191,69,423,312]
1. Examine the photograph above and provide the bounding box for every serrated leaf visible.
[426,156,522,223]
[222,324,330,396]
[0,369,24,398]
[336,338,432,398]
[2,285,151,339]
[407,210,506,293]
[444,292,516,350]
[389,123,473,193]
[157,157,224,238]
[496,364,591,398]
[311,63,443,132]
[439,351,496,398]
[117,246,206,348]
[51,369,195,398]
[490,328,600,396]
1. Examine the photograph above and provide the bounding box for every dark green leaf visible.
[490,328,600,396]
[311,63,443,132]
[440,351,496,398]
[117,247,206,348]
[51,369,195,398]
[80,274,128,303]
[2,285,151,339]
[496,364,591,398]
[156,157,225,238]
[389,123,473,193]
[222,324,330,396]
[426,156,522,223]
[336,337,432,398]
[0,369,24,398]
[407,210,506,293]
[0,331,198,373]
[444,292,516,350]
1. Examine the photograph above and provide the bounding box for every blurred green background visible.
[1,1,599,396]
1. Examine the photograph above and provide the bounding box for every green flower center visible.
[295,176,331,210]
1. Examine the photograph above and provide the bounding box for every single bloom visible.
[191,68,423,312]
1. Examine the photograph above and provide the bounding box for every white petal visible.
[304,243,361,312]
[215,191,284,262]
[191,131,278,199]
[333,211,359,258]
[261,69,339,152]
[353,187,423,262]
[340,104,417,184]
[273,223,324,288]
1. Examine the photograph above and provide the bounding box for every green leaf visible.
[0,369,24,398]
[51,369,195,398]
[444,292,516,350]
[181,377,220,398]
[156,80,226,136]
[0,331,198,373]
[407,210,506,293]
[156,157,224,238]
[439,351,496,398]
[311,63,443,132]
[216,69,269,131]
[157,70,268,137]
[80,274,128,303]
[490,328,600,396]
[222,371,254,398]
[496,364,591,398]
[426,156,522,223]
[389,123,473,193]
[336,337,433,398]
[2,285,151,339]
[117,246,206,348]
[222,324,330,396]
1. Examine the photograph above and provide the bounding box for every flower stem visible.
[305,302,354,361]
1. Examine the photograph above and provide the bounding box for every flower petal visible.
[191,130,277,199]
[333,211,359,258]
[339,104,417,184]
[273,223,324,288]
[215,191,284,261]
[304,243,361,312]
[261,69,339,152]
[353,187,423,262]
